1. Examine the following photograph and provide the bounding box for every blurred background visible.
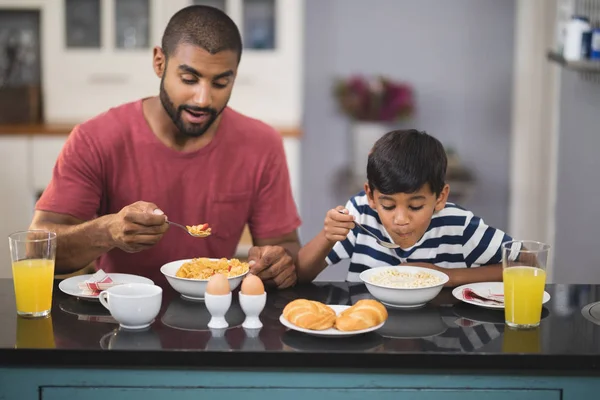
[0,0,598,283]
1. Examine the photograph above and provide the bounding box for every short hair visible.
[367,129,447,196]
[161,5,242,63]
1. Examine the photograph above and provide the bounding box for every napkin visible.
[462,288,504,305]
[78,269,119,296]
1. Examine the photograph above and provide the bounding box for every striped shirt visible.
[326,191,514,281]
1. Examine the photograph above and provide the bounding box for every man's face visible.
[365,183,449,249]
[155,43,238,137]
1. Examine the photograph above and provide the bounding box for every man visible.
[30,5,301,289]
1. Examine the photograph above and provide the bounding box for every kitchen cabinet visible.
[0,368,591,400]
[33,0,304,129]
[40,387,560,400]
[31,137,69,194]
[0,136,33,278]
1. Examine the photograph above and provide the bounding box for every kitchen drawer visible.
[42,387,561,400]
[31,136,68,191]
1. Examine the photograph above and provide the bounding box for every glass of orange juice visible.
[502,240,550,329]
[8,230,57,318]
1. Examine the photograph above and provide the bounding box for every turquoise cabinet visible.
[3,368,598,400]
[41,387,561,400]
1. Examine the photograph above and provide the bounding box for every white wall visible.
[302,0,517,281]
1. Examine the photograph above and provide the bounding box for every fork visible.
[337,210,400,249]
[167,221,210,238]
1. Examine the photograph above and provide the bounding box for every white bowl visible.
[359,265,449,309]
[160,258,248,301]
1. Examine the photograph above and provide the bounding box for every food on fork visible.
[283,299,336,330]
[335,299,388,332]
[176,257,249,279]
[186,223,212,237]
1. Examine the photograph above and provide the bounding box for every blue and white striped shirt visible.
[326,192,514,281]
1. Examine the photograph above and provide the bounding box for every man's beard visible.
[159,78,222,138]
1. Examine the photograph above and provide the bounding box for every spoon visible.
[167,221,212,238]
[337,210,400,249]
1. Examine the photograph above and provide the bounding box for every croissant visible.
[335,299,388,332]
[283,299,336,330]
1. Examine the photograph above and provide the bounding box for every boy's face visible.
[365,183,450,249]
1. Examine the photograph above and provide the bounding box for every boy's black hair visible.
[367,129,447,196]
[161,5,242,63]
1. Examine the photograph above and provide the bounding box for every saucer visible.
[59,273,154,301]
[279,305,384,338]
[452,282,551,310]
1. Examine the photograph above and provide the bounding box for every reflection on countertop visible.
[2,279,600,371]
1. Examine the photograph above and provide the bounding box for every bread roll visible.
[283,299,336,330]
[335,299,388,332]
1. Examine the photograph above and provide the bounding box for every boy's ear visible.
[434,184,450,212]
[364,183,376,209]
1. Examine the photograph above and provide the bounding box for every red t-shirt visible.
[37,99,301,284]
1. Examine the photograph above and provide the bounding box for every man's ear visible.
[434,184,450,212]
[153,46,167,78]
[364,183,376,210]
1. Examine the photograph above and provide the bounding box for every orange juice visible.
[503,326,541,353]
[15,315,56,348]
[503,266,546,327]
[12,259,55,316]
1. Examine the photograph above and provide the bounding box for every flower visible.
[333,75,415,122]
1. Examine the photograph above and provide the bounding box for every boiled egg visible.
[206,273,230,295]
[241,274,265,295]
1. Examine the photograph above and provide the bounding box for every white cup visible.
[99,283,162,330]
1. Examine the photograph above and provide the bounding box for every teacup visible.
[99,283,162,330]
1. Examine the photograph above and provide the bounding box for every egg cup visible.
[205,292,232,329]
[239,292,267,329]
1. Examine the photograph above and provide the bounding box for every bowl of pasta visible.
[160,257,250,301]
[359,265,449,309]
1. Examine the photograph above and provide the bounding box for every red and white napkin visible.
[461,287,504,305]
[78,269,119,296]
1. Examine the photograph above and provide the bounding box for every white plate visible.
[452,282,551,310]
[279,305,385,338]
[58,273,154,301]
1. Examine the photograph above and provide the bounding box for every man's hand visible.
[247,245,297,289]
[107,201,169,253]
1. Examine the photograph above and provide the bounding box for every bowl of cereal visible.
[160,257,250,301]
[359,266,449,309]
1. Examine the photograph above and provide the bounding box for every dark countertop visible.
[2,279,600,372]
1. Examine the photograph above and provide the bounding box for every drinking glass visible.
[502,240,550,329]
[9,230,57,318]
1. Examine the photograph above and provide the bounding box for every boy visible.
[297,129,515,287]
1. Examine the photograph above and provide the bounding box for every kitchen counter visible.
[0,123,303,137]
[2,279,600,399]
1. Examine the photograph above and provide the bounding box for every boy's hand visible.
[323,206,355,243]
